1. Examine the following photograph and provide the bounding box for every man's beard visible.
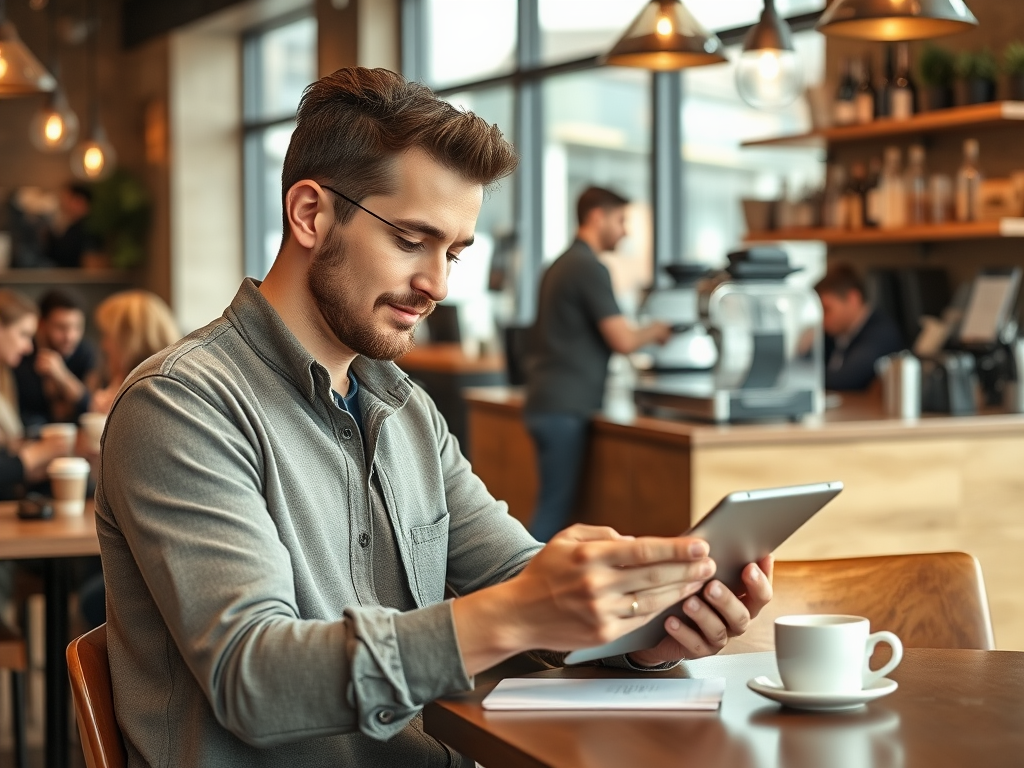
[306,224,436,361]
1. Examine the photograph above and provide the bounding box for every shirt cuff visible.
[394,599,473,705]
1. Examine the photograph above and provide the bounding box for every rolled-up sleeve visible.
[99,374,472,747]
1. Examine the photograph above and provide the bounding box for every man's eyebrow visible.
[393,219,475,248]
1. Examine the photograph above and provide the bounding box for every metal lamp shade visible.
[816,0,979,41]
[0,21,55,96]
[605,0,727,71]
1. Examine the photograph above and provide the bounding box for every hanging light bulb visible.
[29,85,78,150]
[605,0,727,71]
[70,120,115,180]
[70,0,114,180]
[0,1,56,96]
[735,0,803,110]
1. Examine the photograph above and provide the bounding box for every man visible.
[815,264,904,391]
[97,69,771,767]
[15,290,96,429]
[48,183,102,268]
[524,187,672,541]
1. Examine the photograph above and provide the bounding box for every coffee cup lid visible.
[47,457,90,475]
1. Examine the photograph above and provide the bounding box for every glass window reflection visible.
[425,0,517,88]
[245,16,317,121]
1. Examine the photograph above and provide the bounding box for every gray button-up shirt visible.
[96,279,542,767]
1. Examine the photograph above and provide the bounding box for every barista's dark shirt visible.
[15,340,97,429]
[525,239,621,416]
[824,308,904,391]
[48,218,100,268]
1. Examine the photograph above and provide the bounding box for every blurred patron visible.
[0,290,74,499]
[48,183,103,269]
[816,265,904,392]
[90,290,180,415]
[15,290,97,430]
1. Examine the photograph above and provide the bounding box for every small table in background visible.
[0,500,100,768]
[425,649,1024,768]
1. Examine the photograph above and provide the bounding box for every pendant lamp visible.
[0,0,56,96]
[605,0,727,71]
[69,0,114,180]
[29,0,78,151]
[736,0,803,109]
[816,0,979,41]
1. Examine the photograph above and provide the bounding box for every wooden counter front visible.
[466,387,1024,650]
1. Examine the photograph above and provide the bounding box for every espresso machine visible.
[639,263,717,372]
[634,247,824,423]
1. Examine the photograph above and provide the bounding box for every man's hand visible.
[627,556,774,667]
[35,348,71,383]
[452,524,716,675]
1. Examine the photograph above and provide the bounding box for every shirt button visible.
[342,427,354,440]
[376,709,394,724]
[358,532,370,548]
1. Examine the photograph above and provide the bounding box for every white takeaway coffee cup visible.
[40,422,77,456]
[79,412,107,453]
[774,615,903,694]
[47,456,90,516]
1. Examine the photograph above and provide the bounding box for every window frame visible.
[402,1,825,322]
[242,9,317,279]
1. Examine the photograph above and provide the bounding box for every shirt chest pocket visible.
[409,514,450,607]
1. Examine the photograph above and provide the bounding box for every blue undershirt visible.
[332,373,364,436]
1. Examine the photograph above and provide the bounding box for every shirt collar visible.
[224,278,413,410]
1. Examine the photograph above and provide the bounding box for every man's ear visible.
[284,180,331,250]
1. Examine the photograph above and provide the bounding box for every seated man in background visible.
[15,290,96,430]
[815,264,904,391]
[48,183,102,268]
[97,68,772,767]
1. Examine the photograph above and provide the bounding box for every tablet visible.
[563,481,843,665]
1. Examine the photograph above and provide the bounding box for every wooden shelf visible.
[746,219,1024,245]
[0,268,136,285]
[742,101,1024,149]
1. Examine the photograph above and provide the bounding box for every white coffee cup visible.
[40,422,77,456]
[775,614,903,694]
[78,413,107,453]
[47,456,90,516]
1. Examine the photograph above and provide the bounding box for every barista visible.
[524,186,671,541]
[815,264,904,391]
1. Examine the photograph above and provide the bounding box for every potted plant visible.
[918,45,956,110]
[1005,42,1024,101]
[956,49,999,105]
[85,169,151,270]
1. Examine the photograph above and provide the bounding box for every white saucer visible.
[746,676,898,711]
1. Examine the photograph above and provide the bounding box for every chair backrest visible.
[724,552,995,655]
[67,624,127,768]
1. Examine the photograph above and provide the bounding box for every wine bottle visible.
[855,55,876,124]
[876,45,894,119]
[889,43,916,121]
[956,139,983,223]
[834,58,857,127]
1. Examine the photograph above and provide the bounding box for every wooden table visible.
[425,649,1024,767]
[0,500,100,768]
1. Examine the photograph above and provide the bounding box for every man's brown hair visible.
[815,263,865,299]
[280,67,519,237]
[576,186,629,226]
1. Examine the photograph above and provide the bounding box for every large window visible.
[406,1,827,327]
[242,13,317,278]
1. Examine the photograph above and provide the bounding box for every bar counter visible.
[465,387,1024,650]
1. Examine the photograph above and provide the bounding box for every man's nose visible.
[412,251,448,302]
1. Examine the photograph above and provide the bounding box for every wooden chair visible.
[724,552,995,655]
[67,624,127,768]
[0,621,28,768]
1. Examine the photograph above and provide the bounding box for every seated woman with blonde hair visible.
[0,289,73,498]
[90,290,180,415]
